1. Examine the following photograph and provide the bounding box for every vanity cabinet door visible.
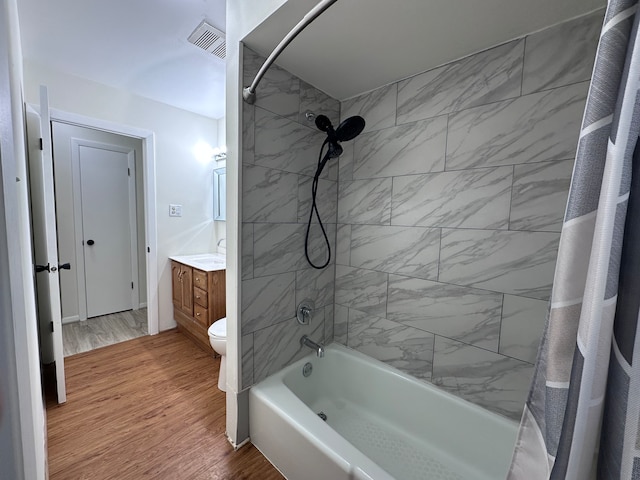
[180,266,193,314]
[171,261,193,315]
[171,262,181,305]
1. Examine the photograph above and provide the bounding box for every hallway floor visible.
[62,308,148,357]
[46,329,283,480]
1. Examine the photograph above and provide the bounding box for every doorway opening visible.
[49,108,159,341]
[50,122,149,356]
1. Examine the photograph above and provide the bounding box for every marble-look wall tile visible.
[335,224,352,266]
[254,107,325,176]
[500,295,548,363]
[510,160,574,232]
[446,82,589,170]
[298,176,337,224]
[439,229,560,300]
[338,178,392,225]
[522,11,603,95]
[349,225,440,280]
[348,309,434,382]
[353,116,447,179]
[432,337,534,419]
[243,164,298,223]
[299,80,340,127]
[242,102,255,165]
[338,142,354,182]
[397,40,524,124]
[296,265,335,308]
[335,266,388,317]
[241,333,254,389]
[253,314,325,384]
[392,167,513,229]
[241,223,254,280]
[341,83,397,133]
[241,272,295,333]
[324,304,335,344]
[253,223,305,276]
[243,47,300,120]
[387,275,502,351]
[334,303,348,345]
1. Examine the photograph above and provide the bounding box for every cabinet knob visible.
[196,312,201,317]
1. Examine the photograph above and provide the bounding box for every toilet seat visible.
[208,317,226,339]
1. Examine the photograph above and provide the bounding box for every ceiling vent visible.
[188,21,226,60]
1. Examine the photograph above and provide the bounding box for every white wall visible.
[225,0,288,447]
[0,0,46,478]
[23,60,223,331]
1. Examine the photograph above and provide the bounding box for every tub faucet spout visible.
[300,335,324,358]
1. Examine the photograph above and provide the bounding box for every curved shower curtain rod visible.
[242,0,339,104]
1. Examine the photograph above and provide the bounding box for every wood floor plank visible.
[47,330,283,480]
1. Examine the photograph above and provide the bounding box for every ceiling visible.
[244,0,606,101]
[17,0,606,121]
[17,0,227,119]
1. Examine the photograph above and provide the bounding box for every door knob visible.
[35,263,50,273]
[59,263,71,270]
[86,239,95,246]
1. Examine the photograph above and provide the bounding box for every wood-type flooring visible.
[46,329,283,480]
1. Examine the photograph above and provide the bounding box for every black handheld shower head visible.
[314,114,365,161]
[315,114,365,146]
[306,113,366,269]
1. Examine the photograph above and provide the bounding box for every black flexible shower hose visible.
[305,139,332,269]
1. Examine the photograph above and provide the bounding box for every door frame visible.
[46,108,159,335]
[70,138,140,320]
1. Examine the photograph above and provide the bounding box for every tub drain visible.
[318,411,327,421]
[303,362,313,377]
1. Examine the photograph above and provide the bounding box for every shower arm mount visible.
[242,0,339,104]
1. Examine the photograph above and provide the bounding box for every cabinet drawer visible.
[193,287,208,308]
[193,304,208,327]
[193,269,208,290]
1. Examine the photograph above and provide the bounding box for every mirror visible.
[213,167,226,221]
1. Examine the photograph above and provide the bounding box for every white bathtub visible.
[249,343,518,480]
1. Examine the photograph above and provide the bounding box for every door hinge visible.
[39,138,43,150]
[147,246,150,253]
[49,321,54,333]
[128,167,131,176]
[132,281,134,290]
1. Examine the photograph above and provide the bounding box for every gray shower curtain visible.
[507,1,640,478]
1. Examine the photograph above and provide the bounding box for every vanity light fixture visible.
[213,145,227,162]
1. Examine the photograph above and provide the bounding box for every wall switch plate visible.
[169,204,182,217]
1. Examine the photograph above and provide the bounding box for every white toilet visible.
[207,318,227,392]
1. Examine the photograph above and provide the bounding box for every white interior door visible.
[26,87,66,403]
[78,144,135,318]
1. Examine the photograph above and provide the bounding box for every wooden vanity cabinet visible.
[171,260,226,352]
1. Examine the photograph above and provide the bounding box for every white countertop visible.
[169,253,226,272]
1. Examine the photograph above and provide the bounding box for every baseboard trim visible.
[62,315,80,325]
